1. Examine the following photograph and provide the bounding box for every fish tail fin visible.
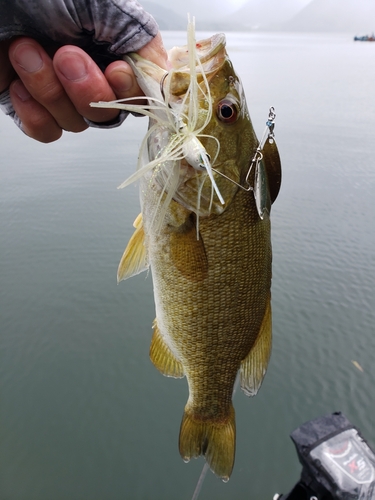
[179,405,236,481]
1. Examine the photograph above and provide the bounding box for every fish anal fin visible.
[117,213,148,282]
[240,295,272,396]
[149,319,184,378]
[170,221,208,282]
[179,405,236,481]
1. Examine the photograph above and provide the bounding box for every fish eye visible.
[217,99,239,124]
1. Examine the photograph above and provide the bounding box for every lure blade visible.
[254,158,271,220]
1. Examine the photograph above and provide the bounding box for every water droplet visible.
[222,476,229,483]
[183,457,190,463]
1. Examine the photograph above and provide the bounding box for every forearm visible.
[0,0,158,65]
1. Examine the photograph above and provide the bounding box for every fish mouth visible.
[163,34,227,97]
[128,33,226,94]
[167,33,226,71]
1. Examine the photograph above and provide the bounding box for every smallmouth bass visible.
[92,18,281,481]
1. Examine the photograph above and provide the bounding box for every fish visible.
[91,17,281,481]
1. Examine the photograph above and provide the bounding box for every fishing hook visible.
[160,72,169,101]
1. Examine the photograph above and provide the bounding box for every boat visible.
[273,412,375,500]
[354,34,375,41]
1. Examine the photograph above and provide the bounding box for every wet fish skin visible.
[118,33,280,481]
[150,186,272,480]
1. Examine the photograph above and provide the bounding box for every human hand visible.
[0,32,167,143]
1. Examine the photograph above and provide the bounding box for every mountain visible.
[141,1,186,30]
[140,0,375,33]
[277,0,375,32]
[226,0,312,30]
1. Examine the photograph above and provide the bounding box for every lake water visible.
[1,31,374,500]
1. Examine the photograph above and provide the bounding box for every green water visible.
[1,32,374,499]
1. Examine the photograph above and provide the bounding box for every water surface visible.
[1,32,374,499]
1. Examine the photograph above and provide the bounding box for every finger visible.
[0,40,16,92]
[53,46,122,123]
[9,38,87,132]
[104,60,144,101]
[137,32,169,69]
[9,79,64,143]
[104,32,169,105]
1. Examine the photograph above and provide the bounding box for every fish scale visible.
[152,184,271,377]
[146,177,272,477]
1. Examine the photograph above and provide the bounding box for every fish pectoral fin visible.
[240,295,272,396]
[179,405,236,481]
[132,212,143,229]
[149,319,184,378]
[170,220,208,282]
[117,213,148,282]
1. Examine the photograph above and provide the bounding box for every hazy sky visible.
[153,0,314,22]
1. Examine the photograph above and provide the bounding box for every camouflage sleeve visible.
[0,0,159,129]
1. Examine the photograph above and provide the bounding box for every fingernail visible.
[13,43,43,73]
[12,80,31,101]
[56,52,88,82]
[110,70,133,93]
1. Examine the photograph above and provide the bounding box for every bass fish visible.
[92,18,281,481]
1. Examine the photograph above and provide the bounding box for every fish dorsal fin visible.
[170,220,208,282]
[149,319,184,378]
[117,213,148,282]
[240,295,272,396]
[263,138,281,204]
